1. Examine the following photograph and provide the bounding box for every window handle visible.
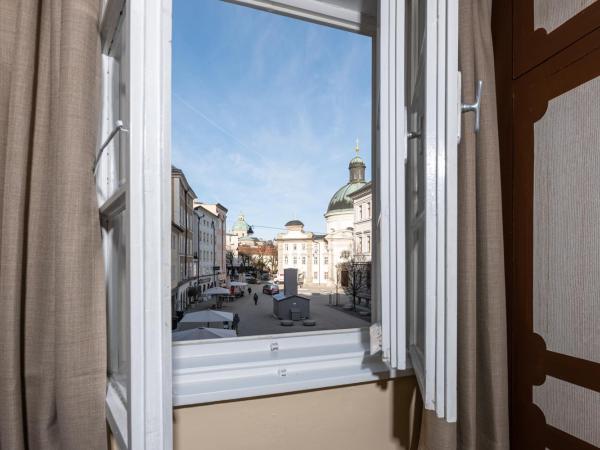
[461,79,483,134]
[93,120,129,174]
[407,131,421,140]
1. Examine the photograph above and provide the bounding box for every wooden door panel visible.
[512,34,600,450]
[513,0,600,76]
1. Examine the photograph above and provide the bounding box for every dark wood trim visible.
[491,0,516,446]
[544,351,600,393]
[546,425,600,450]
[513,1,600,76]
[494,2,600,449]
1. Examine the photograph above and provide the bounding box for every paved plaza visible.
[184,285,370,337]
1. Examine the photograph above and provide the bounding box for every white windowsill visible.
[172,327,412,407]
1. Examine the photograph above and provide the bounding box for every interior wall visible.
[172,377,420,450]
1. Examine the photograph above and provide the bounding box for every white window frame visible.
[100,1,459,446]
[100,0,172,448]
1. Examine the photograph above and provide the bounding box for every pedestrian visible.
[253,293,258,305]
[232,313,240,334]
[248,287,252,294]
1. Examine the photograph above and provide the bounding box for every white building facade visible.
[276,145,372,288]
[349,181,372,259]
[192,202,228,292]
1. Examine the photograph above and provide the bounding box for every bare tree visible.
[337,255,370,311]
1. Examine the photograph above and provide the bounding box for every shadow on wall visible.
[171,376,423,450]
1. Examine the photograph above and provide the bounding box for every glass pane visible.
[170,0,373,340]
[533,376,600,447]
[106,210,129,402]
[534,0,597,33]
[533,75,600,364]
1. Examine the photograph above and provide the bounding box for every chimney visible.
[284,268,298,296]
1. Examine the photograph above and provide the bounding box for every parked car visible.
[263,284,279,295]
[246,277,258,284]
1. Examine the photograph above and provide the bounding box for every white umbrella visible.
[204,287,230,296]
[172,327,236,341]
[228,281,247,287]
[180,310,233,324]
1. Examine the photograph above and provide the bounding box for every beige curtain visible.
[418,0,510,448]
[0,1,106,449]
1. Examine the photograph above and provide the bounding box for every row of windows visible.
[313,271,329,280]
[284,256,329,265]
[284,243,306,251]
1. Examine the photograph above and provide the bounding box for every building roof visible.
[171,165,197,199]
[285,219,304,227]
[273,293,310,302]
[348,180,372,199]
[326,144,368,214]
[349,154,365,168]
[326,180,368,213]
[232,214,250,232]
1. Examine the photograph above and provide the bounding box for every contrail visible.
[173,92,262,158]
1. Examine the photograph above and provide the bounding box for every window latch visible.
[461,79,483,134]
[93,120,129,174]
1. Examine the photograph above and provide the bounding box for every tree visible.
[337,255,370,311]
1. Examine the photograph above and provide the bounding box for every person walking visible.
[253,293,259,305]
[232,313,240,334]
[248,286,252,295]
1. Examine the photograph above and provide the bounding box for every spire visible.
[355,138,360,155]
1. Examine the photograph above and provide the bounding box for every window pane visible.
[171,0,373,340]
[106,210,129,402]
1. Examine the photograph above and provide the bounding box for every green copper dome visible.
[326,180,367,213]
[326,142,368,214]
[232,214,249,233]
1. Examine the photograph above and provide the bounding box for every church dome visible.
[326,181,367,213]
[232,214,249,233]
[326,142,367,214]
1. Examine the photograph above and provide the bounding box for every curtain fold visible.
[418,0,510,448]
[0,1,106,449]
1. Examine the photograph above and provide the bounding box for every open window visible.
[376,0,458,421]
[99,0,458,447]
[99,0,172,447]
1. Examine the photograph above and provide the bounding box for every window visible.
[293,244,297,251]
[324,271,328,280]
[302,256,306,265]
[100,1,460,444]
[359,204,363,219]
[285,244,288,250]
[302,243,306,250]
[293,256,297,265]
[367,235,371,253]
[367,202,371,218]
[284,256,288,264]
[324,256,329,265]
[313,256,318,264]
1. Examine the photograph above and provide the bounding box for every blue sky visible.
[172,0,372,239]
